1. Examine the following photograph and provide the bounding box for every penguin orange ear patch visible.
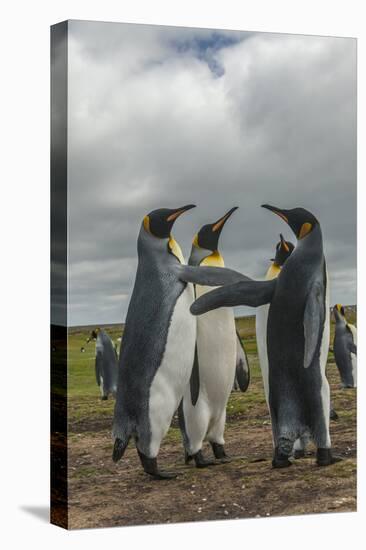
[299,222,312,239]
[143,215,151,233]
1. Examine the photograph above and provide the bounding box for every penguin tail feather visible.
[112,436,130,462]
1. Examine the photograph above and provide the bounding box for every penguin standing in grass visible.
[112,205,247,479]
[191,205,342,468]
[178,208,250,467]
[87,328,118,400]
[333,304,357,388]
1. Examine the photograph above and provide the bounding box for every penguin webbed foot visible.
[272,447,292,469]
[329,408,339,421]
[193,450,217,468]
[316,448,343,467]
[211,443,231,463]
[137,450,178,480]
[293,449,306,460]
[184,451,193,465]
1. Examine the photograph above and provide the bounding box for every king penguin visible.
[112,205,247,479]
[256,234,294,407]
[191,205,342,467]
[178,208,250,467]
[333,304,357,388]
[87,328,118,400]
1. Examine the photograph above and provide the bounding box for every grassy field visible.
[67,308,356,529]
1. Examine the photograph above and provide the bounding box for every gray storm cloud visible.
[66,21,356,326]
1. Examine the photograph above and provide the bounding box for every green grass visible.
[67,309,356,427]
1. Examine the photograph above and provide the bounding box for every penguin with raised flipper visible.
[112,205,248,479]
[87,328,118,400]
[178,208,250,468]
[333,304,357,388]
[191,205,342,468]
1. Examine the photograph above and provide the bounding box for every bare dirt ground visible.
[68,362,356,529]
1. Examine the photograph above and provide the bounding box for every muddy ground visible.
[67,351,356,529]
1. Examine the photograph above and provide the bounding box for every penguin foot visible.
[137,450,177,480]
[316,448,343,467]
[272,448,292,469]
[184,451,193,465]
[101,395,108,401]
[329,409,339,421]
[210,443,231,463]
[193,450,216,468]
[293,449,305,460]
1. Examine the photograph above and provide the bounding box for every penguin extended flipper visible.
[190,279,277,315]
[190,344,200,406]
[303,280,326,368]
[235,331,250,392]
[175,265,250,287]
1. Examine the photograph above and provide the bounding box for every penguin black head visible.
[143,205,196,239]
[261,205,319,240]
[271,234,295,266]
[193,207,238,251]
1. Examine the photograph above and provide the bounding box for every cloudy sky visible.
[67,20,356,326]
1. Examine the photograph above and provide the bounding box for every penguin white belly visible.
[148,283,196,456]
[195,285,237,408]
[351,353,357,386]
[318,272,331,447]
[256,304,270,405]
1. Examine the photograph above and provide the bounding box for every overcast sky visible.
[67,20,356,326]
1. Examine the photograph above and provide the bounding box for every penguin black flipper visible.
[235,331,250,392]
[303,280,326,368]
[190,344,200,406]
[175,265,251,287]
[345,325,357,354]
[95,351,102,386]
[190,279,277,315]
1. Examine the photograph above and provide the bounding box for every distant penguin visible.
[191,205,342,467]
[87,328,118,400]
[333,304,357,388]
[256,234,294,406]
[233,331,250,392]
[112,205,246,479]
[179,208,250,467]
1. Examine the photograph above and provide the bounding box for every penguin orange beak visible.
[261,204,289,223]
[212,207,239,232]
[166,204,196,222]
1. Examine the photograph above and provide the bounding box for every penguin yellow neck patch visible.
[143,215,151,233]
[299,222,312,239]
[201,251,225,267]
[192,234,200,248]
[168,237,185,264]
[266,263,281,280]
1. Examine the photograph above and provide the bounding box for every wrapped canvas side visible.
[50,20,68,529]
